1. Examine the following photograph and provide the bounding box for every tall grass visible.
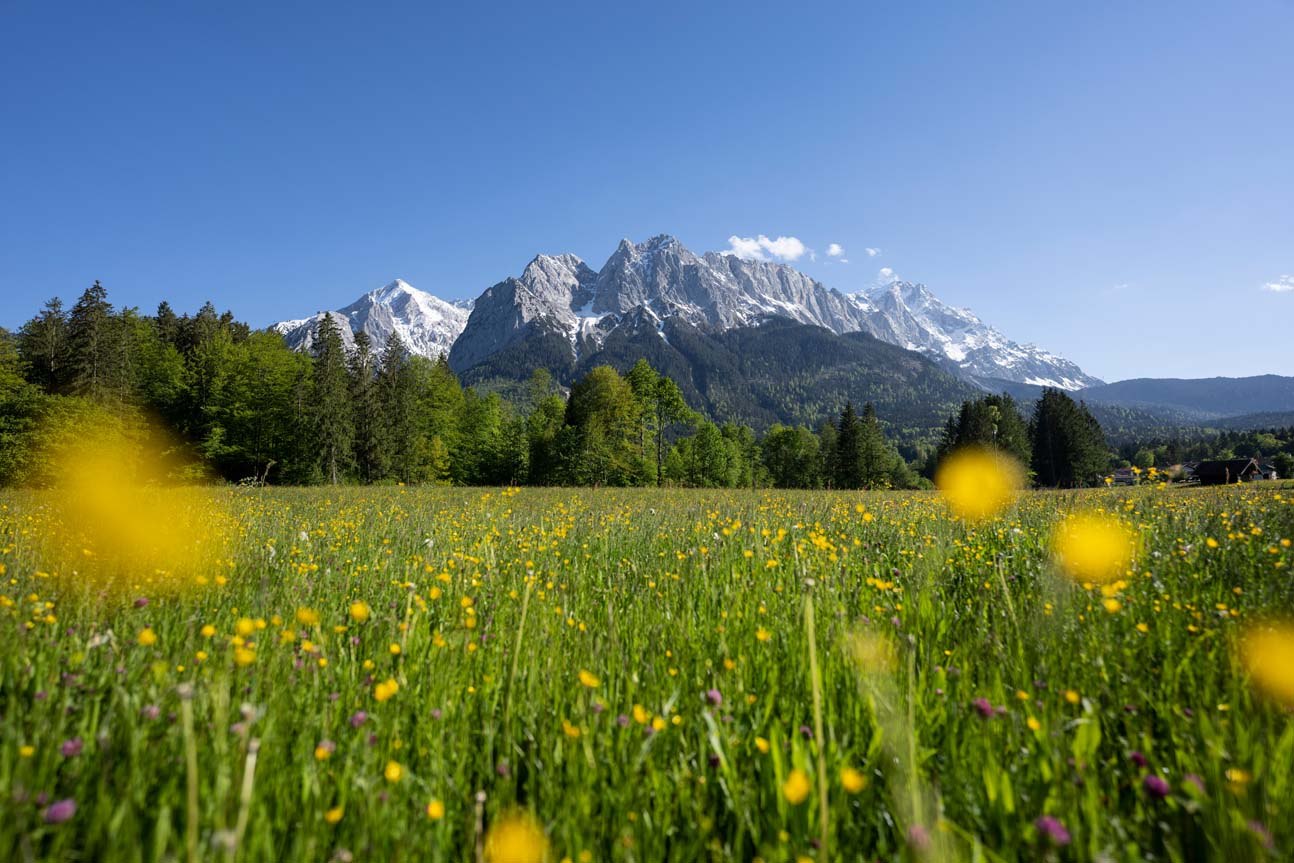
[0,483,1291,861]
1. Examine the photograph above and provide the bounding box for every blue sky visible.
[2,0,1291,381]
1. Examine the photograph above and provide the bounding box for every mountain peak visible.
[640,233,681,251]
[274,279,470,360]
[274,234,1099,392]
[370,278,418,302]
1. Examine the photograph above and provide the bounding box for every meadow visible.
[1,480,1293,862]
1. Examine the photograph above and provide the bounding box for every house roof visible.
[1193,458,1260,480]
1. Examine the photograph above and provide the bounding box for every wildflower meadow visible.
[2,478,1293,861]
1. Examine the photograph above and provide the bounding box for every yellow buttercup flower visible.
[137,627,158,647]
[1052,513,1138,584]
[935,447,1024,522]
[374,678,399,702]
[782,768,812,805]
[1240,622,1294,704]
[484,810,548,863]
[384,760,402,783]
[426,799,445,820]
[349,601,370,622]
[840,766,867,794]
[324,806,343,824]
[577,669,599,688]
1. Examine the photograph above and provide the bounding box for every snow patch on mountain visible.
[848,280,1101,389]
[273,280,470,359]
[275,238,1098,392]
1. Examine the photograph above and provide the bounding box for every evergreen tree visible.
[66,281,128,401]
[311,314,354,484]
[835,402,863,489]
[936,394,1030,467]
[349,332,386,483]
[376,333,416,482]
[856,402,892,488]
[16,298,69,393]
[154,301,181,346]
[1030,388,1109,487]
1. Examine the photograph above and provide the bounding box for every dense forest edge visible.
[2,282,1292,489]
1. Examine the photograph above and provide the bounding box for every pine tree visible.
[1030,388,1108,487]
[835,402,863,488]
[311,314,354,484]
[936,394,1031,467]
[16,298,69,393]
[349,332,386,483]
[856,402,892,488]
[66,281,127,401]
[154,301,181,346]
[377,333,416,482]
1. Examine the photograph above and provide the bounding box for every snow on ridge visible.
[273,238,1098,391]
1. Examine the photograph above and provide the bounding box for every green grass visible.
[1,484,1293,861]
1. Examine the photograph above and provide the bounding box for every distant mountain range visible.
[274,235,1099,381]
[271,235,1291,435]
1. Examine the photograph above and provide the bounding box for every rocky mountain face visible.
[850,281,1102,389]
[447,235,1098,391]
[272,236,1098,396]
[273,279,471,359]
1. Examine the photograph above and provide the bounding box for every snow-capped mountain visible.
[849,281,1102,389]
[273,237,1098,392]
[448,235,1097,390]
[273,280,471,359]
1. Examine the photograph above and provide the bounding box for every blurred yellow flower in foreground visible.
[935,447,1024,522]
[782,768,812,805]
[1052,512,1137,584]
[40,416,230,595]
[1240,623,1294,704]
[485,810,548,863]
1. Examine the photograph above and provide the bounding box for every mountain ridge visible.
[273,234,1098,393]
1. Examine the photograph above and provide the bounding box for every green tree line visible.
[0,283,930,489]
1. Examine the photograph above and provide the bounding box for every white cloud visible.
[865,247,881,257]
[877,266,896,281]
[839,258,849,264]
[826,243,845,258]
[724,234,808,262]
[1262,275,1294,293]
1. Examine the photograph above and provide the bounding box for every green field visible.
[2,484,1293,862]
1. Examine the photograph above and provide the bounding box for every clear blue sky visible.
[2,1,1291,381]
